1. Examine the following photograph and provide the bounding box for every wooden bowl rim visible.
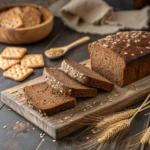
[0,3,54,31]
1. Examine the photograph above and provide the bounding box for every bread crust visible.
[89,31,150,87]
[61,59,114,91]
[43,68,97,97]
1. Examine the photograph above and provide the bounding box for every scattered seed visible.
[59,119,63,123]
[64,116,70,120]
[3,126,7,129]
[16,121,20,124]
[52,140,56,142]
[124,52,128,55]
[131,53,135,56]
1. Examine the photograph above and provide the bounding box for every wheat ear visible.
[96,109,137,129]
[97,94,150,147]
[148,137,150,146]
[98,119,130,143]
[96,94,150,129]
[125,127,150,150]
[78,94,150,150]
[140,127,150,145]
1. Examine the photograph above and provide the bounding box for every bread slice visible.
[24,82,76,116]
[43,68,97,97]
[61,59,114,91]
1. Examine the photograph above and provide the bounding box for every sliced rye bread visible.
[61,59,114,91]
[88,31,150,87]
[24,82,76,116]
[43,68,97,97]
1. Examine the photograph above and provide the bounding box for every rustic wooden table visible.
[0,0,149,150]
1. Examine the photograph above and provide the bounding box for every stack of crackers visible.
[0,6,42,28]
[0,47,45,81]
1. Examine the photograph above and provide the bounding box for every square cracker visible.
[1,47,27,59]
[21,54,45,68]
[23,6,41,16]
[21,7,41,27]
[0,14,23,28]
[3,64,34,81]
[0,7,22,22]
[0,55,20,71]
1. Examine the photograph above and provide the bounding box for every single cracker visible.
[21,7,41,27]
[21,54,45,68]
[0,7,22,22]
[23,6,41,16]
[8,7,22,15]
[1,47,27,59]
[0,14,23,28]
[3,64,34,81]
[0,55,20,71]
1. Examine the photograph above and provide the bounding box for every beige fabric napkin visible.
[49,0,150,34]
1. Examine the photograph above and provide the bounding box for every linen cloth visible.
[49,0,150,34]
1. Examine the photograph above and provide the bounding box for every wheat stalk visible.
[78,120,130,150]
[140,127,150,145]
[96,109,137,129]
[97,94,150,129]
[130,94,150,121]
[148,137,150,146]
[98,119,130,143]
[125,127,150,150]
[79,94,150,150]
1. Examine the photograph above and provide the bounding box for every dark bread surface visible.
[91,31,150,63]
[61,59,114,91]
[43,68,97,97]
[89,31,150,87]
[24,82,76,116]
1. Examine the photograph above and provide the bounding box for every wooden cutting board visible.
[1,59,150,139]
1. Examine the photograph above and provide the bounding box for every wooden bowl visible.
[0,4,54,44]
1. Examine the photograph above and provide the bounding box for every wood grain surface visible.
[1,59,150,139]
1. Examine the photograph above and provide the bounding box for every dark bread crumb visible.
[61,59,114,91]
[89,31,150,87]
[43,68,97,97]
[24,82,76,116]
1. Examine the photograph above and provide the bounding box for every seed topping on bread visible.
[88,31,150,87]
[91,31,150,63]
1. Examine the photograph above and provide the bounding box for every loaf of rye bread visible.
[88,31,150,87]
[43,68,97,97]
[61,59,114,91]
[24,82,76,116]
